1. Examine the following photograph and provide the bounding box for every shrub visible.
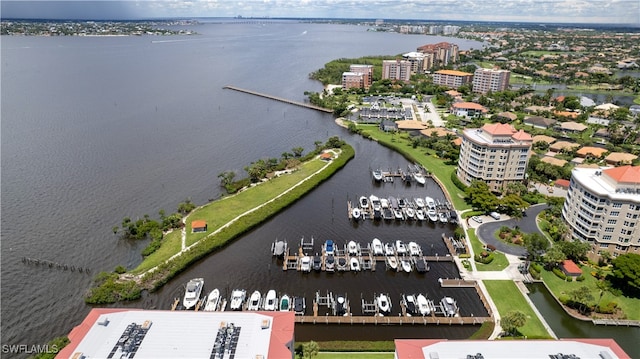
[576,275,585,281]
[459,253,471,259]
[531,262,543,273]
[596,301,618,314]
[552,267,568,280]
[451,171,468,191]
[487,244,496,252]
[475,253,494,264]
[114,265,127,274]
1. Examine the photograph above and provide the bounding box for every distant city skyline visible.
[1,0,639,25]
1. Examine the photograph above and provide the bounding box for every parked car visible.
[471,216,483,223]
[489,212,501,220]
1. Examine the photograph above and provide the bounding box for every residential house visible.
[450,102,488,119]
[576,146,608,159]
[379,119,398,132]
[605,152,638,165]
[549,141,580,153]
[532,135,557,145]
[557,121,588,133]
[541,156,568,167]
[524,116,556,129]
[492,112,517,123]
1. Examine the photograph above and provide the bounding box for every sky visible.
[1,0,639,25]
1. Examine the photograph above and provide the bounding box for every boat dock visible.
[223,85,333,113]
[294,315,491,325]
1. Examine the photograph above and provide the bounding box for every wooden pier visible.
[294,315,491,325]
[223,85,333,113]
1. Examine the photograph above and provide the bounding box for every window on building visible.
[611,211,620,217]
[603,235,612,240]
[613,203,622,208]
[607,219,617,225]
[600,243,609,248]
[605,227,614,233]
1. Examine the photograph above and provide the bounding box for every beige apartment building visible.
[472,68,511,94]
[349,64,373,88]
[562,166,640,258]
[456,123,532,192]
[432,69,473,88]
[416,42,459,69]
[342,72,365,90]
[382,59,412,83]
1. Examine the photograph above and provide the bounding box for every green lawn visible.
[359,126,470,211]
[483,280,553,339]
[132,230,182,274]
[540,266,640,320]
[467,229,509,271]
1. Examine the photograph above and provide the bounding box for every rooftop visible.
[453,102,487,112]
[571,166,640,202]
[434,69,473,76]
[603,165,640,185]
[576,146,608,157]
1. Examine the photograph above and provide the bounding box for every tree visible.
[292,147,304,157]
[524,233,549,260]
[465,180,499,212]
[498,194,529,218]
[607,253,640,298]
[557,240,590,262]
[501,310,527,336]
[302,341,320,358]
[543,245,566,269]
[112,226,119,235]
[568,286,594,314]
[218,171,236,189]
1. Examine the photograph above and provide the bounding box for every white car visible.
[471,216,483,223]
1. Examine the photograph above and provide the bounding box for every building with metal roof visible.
[56,308,295,359]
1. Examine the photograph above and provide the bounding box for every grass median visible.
[467,229,509,271]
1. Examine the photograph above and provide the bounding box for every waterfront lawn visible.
[467,229,509,271]
[540,267,640,320]
[358,126,470,211]
[132,230,182,274]
[484,280,553,339]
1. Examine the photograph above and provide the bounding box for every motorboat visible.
[408,242,421,256]
[441,297,458,317]
[371,238,384,256]
[380,197,389,208]
[449,211,458,223]
[300,256,311,272]
[279,294,291,311]
[248,290,261,310]
[325,254,335,272]
[182,278,204,310]
[229,289,246,311]
[334,295,348,316]
[439,212,448,223]
[427,209,438,222]
[312,255,322,271]
[384,242,395,256]
[271,240,286,257]
[376,293,392,315]
[324,239,335,255]
[404,207,415,220]
[415,209,425,221]
[398,197,407,208]
[413,197,425,208]
[372,169,383,182]
[388,196,398,209]
[402,294,418,316]
[382,207,394,220]
[293,296,306,315]
[351,207,361,220]
[425,197,436,211]
[337,257,348,271]
[264,289,277,311]
[417,294,431,316]
[413,171,426,185]
[414,257,429,273]
[369,195,382,212]
[359,196,369,209]
[350,257,361,271]
[395,240,407,255]
[394,208,404,220]
[203,288,220,312]
[400,258,412,273]
[347,240,359,255]
[386,255,398,271]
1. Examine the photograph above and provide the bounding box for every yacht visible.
[439,212,448,223]
[351,207,361,220]
[347,240,359,255]
[376,293,392,315]
[413,171,426,185]
[248,290,261,310]
[414,257,429,273]
[397,197,407,208]
[395,240,407,255]
[384,242,395,256]
[404,207,415,220]
[413,197,425,208]
[325,254,335,272]
[182,278,204,310]
[372,169,383,182]
[380,197,390,209]
[393,208,404,220]
[441,297,458,317]
[336,257,348,271]
[293,296,306,315]
[415,209,425,221]
[408,242,421,256]
[279,294,291,311]
[324,239,335,256]
[427,209,438,222]
[312,255,322,272]
[386,255,398,271]
[334,295,348,316]
[264,290,277,311]
[369,195,382,212]
[229,289,246,311]
[417,294,431,316]
[300,256,311,272]
[425,197,436,211]
[203,288,220,312]
[402,294,418,316]
[371,238,384,256]
[350,257,361,271]
[400,258,412,273]
[359,196,369,209]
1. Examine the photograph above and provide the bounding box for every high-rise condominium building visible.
[349,64,373,88]
[472,68,511,94]
[382,60,412,83]
[432,70,473,88]
[416,42,459,69]
[562,166,640,258]
[456,123,532,192]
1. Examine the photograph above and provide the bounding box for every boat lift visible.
[300,236,314,255]
[361,294,378,315]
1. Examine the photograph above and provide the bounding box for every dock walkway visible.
[223,85,333,113]
[295,315,490,325]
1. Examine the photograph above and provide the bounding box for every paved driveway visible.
[474,203,549,256]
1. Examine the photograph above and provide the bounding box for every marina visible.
[348,189,454,223]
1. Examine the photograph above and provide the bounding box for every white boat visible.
[408,242,421,256]
[325,254,335,272]
[272,240,286,257]
[415,209,425,221]
[386,255,398,270]
[393,208,404,220]
[300,256,311,272]
[402,294,418,316]
[347,240,359,255]
[229,289,246,311]
[371,238,384,256]
[441,297,458,317]
[351,207,361,220]
[376,293,392,315]
[398,197,407,208]
[293,296,306,315]
[203,288,220,311]
[388,196,399,209]
[404,207,415,220]
[350,257,361,271]
[369,195,382,211]
[395,240,407,255]
[413,197,425,208]
[400,258,412,273]
[413,172,426,185]
[439,212,448,223]
[425,197,436,211]
[248,290,261,310]
[182,278,204,310]
[334,295,348,316]
[324,239,335,255]
[427,209,438,222]
[279,294,291,311]
[417,294,431,316]
[380,198,390,208]
[372,169,383,181]
[359,196,369,209]
[264,289,277,311]
[384,243,395,256]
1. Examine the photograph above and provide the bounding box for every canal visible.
[527,283,639,357]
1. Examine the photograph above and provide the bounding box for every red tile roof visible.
[482,123,516,136]
[191,220,207,229]
[453,102,487,112]
[603,165,640,184]
[555,179,570,188]
[511,129,533,141]
[561,260,582,275]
